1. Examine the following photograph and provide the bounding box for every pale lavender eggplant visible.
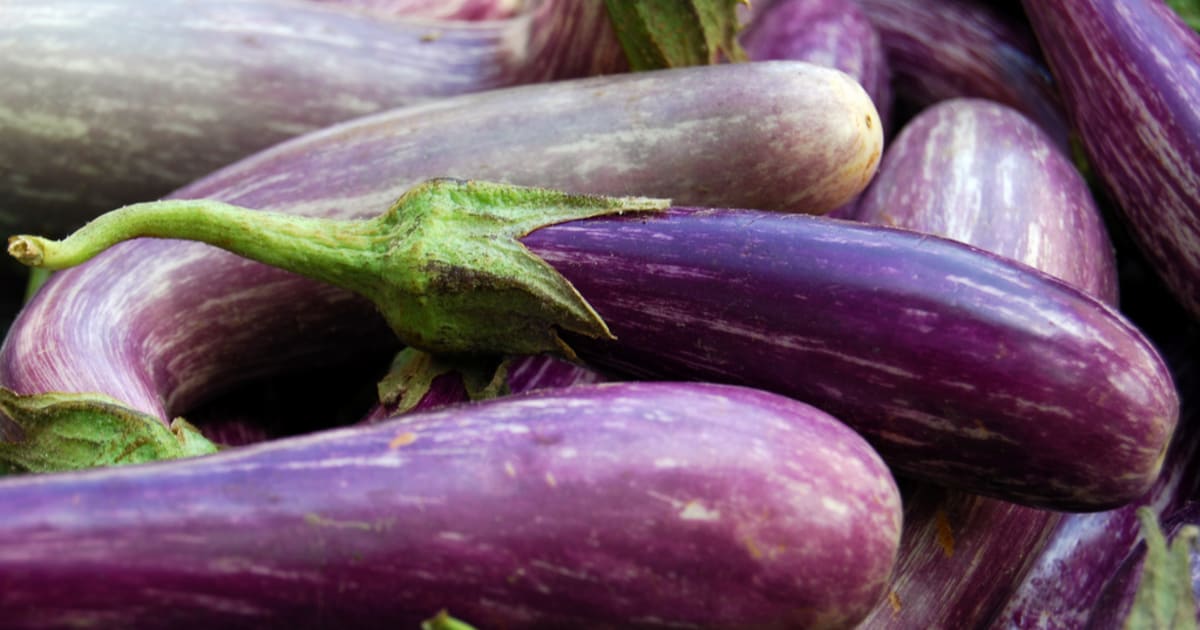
[0,0,624,236]
[300,0,521,20]
[742,0,892,132]
[0,62,881,440]
[857,0,1071,151]
[854,98,1118,304]
[1022,0,1200,322]
[1087,501,1200,629]
[523,207,1174,510]
[0,381,904,630]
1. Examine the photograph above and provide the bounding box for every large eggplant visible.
[854,97,1117,304]
[857,0,1070,149]
[0,0,624,237]
[0,382,904,629]
[1022,0,1200,322]
[0,61,881,439]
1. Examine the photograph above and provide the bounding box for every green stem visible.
[9,199,382,297]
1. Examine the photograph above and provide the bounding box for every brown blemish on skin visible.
[388,432,418,449]
[888,590,902,613]
[935,509,955,558]
[865,114,874,130]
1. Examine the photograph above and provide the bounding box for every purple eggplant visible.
[854,97,1118,305]
[0,0,625,236]
[857,0,1071,150]
[0,61,882,441]
[742,0,892,132]
[0,381,904,629]
[1022,0,1200,322]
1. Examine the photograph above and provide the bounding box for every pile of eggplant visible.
[2,0,1200,627]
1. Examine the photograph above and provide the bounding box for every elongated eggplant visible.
[11,189,1177,509]
[742,0,892,132]
[0,381,904,630]
[0,61,881,444]
[857,0,1071,150]
[1022,0,1200,322]
[0,0,624,236]
[854,98,1117,304]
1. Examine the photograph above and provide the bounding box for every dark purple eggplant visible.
[1022,0,1200,322]
[0,0,624,237]
[0,62,881,448]
[742,0,892,133]
[0,381,904,630]
[854,97,1117,304]
[857,0,1071,150]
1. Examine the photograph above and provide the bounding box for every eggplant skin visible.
[855,98,1118,305]
[0,382,903,630]
[1022,0,1200,322]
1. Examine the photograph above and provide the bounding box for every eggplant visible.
[741,0,892,132]
[0,381,904,629]
[1022,0,1200,322]
[857,0,1071,150]
[300,0,520,20]
[854,97,1117,304]
[0,0,624,237]
[11,188,1177,510]
[0,61,881,440]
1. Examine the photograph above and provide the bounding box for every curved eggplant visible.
[857,0,1071,150]
[1022,0,1200,322]
[0,382,904,630]
[0,61,881,437]
[854,98,1117,304]
[0,0,624,236]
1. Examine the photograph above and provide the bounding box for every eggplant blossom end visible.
[0,388,217,475]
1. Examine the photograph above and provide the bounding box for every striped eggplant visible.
[1022,0,1200,322]
[857,0,1071,150]
[0,382,905,630]
[10,193,1177,509]
[0,0,624,237]
[741,0,892,132]
[854,97,1118,304]
[0,61,882,441]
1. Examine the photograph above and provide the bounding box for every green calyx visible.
[8,178,669,358]
[1123,507,1199,630]
[604,0,750,71]
[0,388,217,474]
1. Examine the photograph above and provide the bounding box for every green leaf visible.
[1123,507,1199,630]
[1168,0,1200,33]
[604,0,749,71]
[0,388,217,474]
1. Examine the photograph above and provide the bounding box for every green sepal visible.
[377,347,512,415]
[1123,507,1199,630]
[422,610,477,630]
[1168,0,1200,32]
[604,0,750,71]
[0,388,217,474]
[366,179,668,357]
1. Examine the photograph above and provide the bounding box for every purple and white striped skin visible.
[741,0,892,133]
[857,0,1072,151]
[1022,0,1200,322]
[299,0,521,20]
[0,62,882,438]
[854,98,1118,305]
[0,0,624,237]
[1087,501,1200,629]
[0,382,904,629]
[524,208,1175,510]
